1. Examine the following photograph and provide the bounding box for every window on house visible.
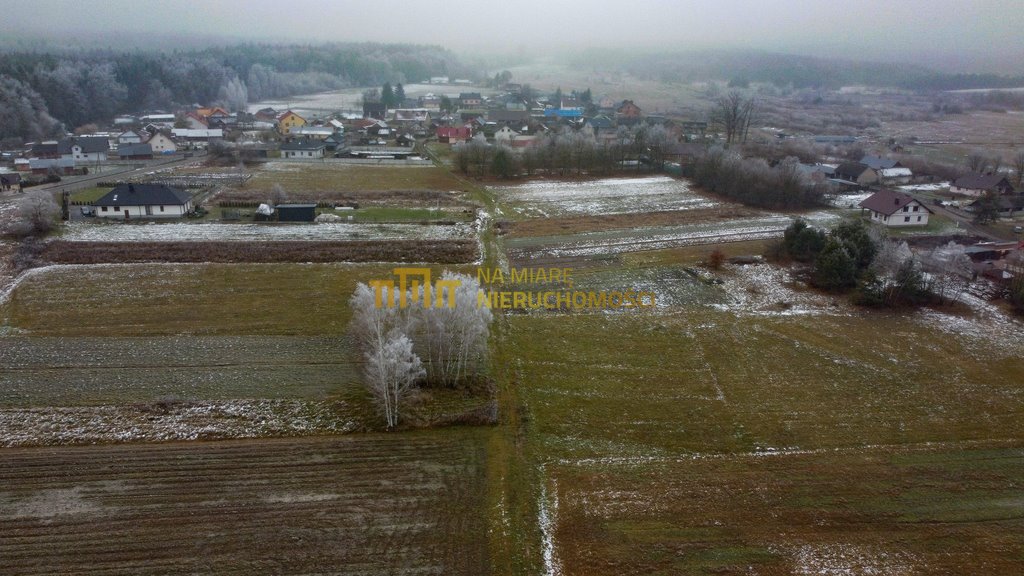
[912,205,919,212]
[903,206,909,212]
[904,216,910,222]
[101,206,108,212]
[160,206,165,212]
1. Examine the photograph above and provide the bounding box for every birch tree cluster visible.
[349,272,493,429]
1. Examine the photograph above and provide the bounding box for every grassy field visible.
[0,430,491,575]
[0,263,470,336]
[238,162,467,196]
[502,305,1024,574]
[68,186,112,204]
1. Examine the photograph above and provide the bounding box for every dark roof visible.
[953,173,1015,192]
[0,173,21,184]
[280,139,326,151]
[834,162,872,178]
[30,141,60,155]
[117,143,153,157]
[71,136,110,154]
[275,203,318,208]
[488,109,530,123]
[459,92,482,100]
[94,184,191,207]
[859,189,933,216]
[586,115,614,129]
[860,155,900,170]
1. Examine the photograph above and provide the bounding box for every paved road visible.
[0,153,206,204]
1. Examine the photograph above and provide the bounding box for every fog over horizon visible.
[1,0,1022,74]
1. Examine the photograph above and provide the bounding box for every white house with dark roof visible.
[951,173,1016,197]
[859,189,932,227]
[93,183,193,219]
[280,139,326,159]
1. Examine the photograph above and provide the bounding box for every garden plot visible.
[490,176,717,218]
[61,220,474,242]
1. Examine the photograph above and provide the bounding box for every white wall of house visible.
[96,202,192,219]
[147,133,177,153]
[282,149,324,159]
[870,203,929,227]
[950,185,985,197]
[68,147,107,165]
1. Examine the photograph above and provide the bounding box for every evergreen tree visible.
[381,82,394,109]
[394,83,405,104]
[814,237,858,290]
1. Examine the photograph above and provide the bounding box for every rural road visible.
[0,153,206,205]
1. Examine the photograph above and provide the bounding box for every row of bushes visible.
[692,149,830,210]
[216,200,346,209]
[37,240,478,265]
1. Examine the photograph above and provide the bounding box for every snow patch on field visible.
[899,182,949,192]
[829,193,873,208]
[491,176,717,217]
[0,400,358,447]
[61,221,474,242]
[713,263,846,317]
[787,543,917,575]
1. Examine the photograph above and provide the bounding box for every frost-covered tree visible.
[420,272,493,387]
[364,333,425,429]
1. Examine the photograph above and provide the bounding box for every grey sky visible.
[2,0,1022,72]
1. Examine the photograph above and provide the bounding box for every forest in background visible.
[568,48,1024,91]
[0,42,472,141]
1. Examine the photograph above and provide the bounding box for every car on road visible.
[80,205,95,216]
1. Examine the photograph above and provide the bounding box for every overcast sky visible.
[2,0,1022,72]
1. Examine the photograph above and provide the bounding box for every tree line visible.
[0,42,471,142]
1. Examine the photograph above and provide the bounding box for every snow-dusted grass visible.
[490,176,717,218]
[0,400,358,447]
[61,221,475,242]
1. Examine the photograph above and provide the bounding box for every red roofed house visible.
[859,189,933,227]
[617,100,642,118]
[437,126,472,144]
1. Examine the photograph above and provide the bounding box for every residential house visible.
[183,111,209,130]
[255,107,278,122]
[29,141,61,159]
[170,129,224,148]
[583,115,615,136]
[145,132,177,154]
[833,162,878,187]
[796,163,837,181]
[437,126,472,144]
[0,172,21,190]
[859,155,903,170]
[459,93,483,107]
[859,189,932,227]
[117,143,154,160]
[488,109,531,124]
[617,100,642,118]
[951,173,1016,197]
[93,183,193,219]
[117,130,144,146]
[65,137,109,165]
[280,139,326,159]
[288,126,335,140]
[276,110,307,135]
[494,126,520,145]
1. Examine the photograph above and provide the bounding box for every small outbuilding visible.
[275,203,317,222]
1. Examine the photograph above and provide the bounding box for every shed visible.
[275,203,317,222]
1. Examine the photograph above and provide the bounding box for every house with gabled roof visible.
[859,189,933,227]
[860,155,903,170]
[280,139,326,159]
[459,93,483,107]
[951,173,1016,197]
[93,183,193,219]
[276,110,306,135]
[63,136,110,165]
[117,143,154,160]
[617,100,642,118]
[833,162,878,187]
[145,131,177,154]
